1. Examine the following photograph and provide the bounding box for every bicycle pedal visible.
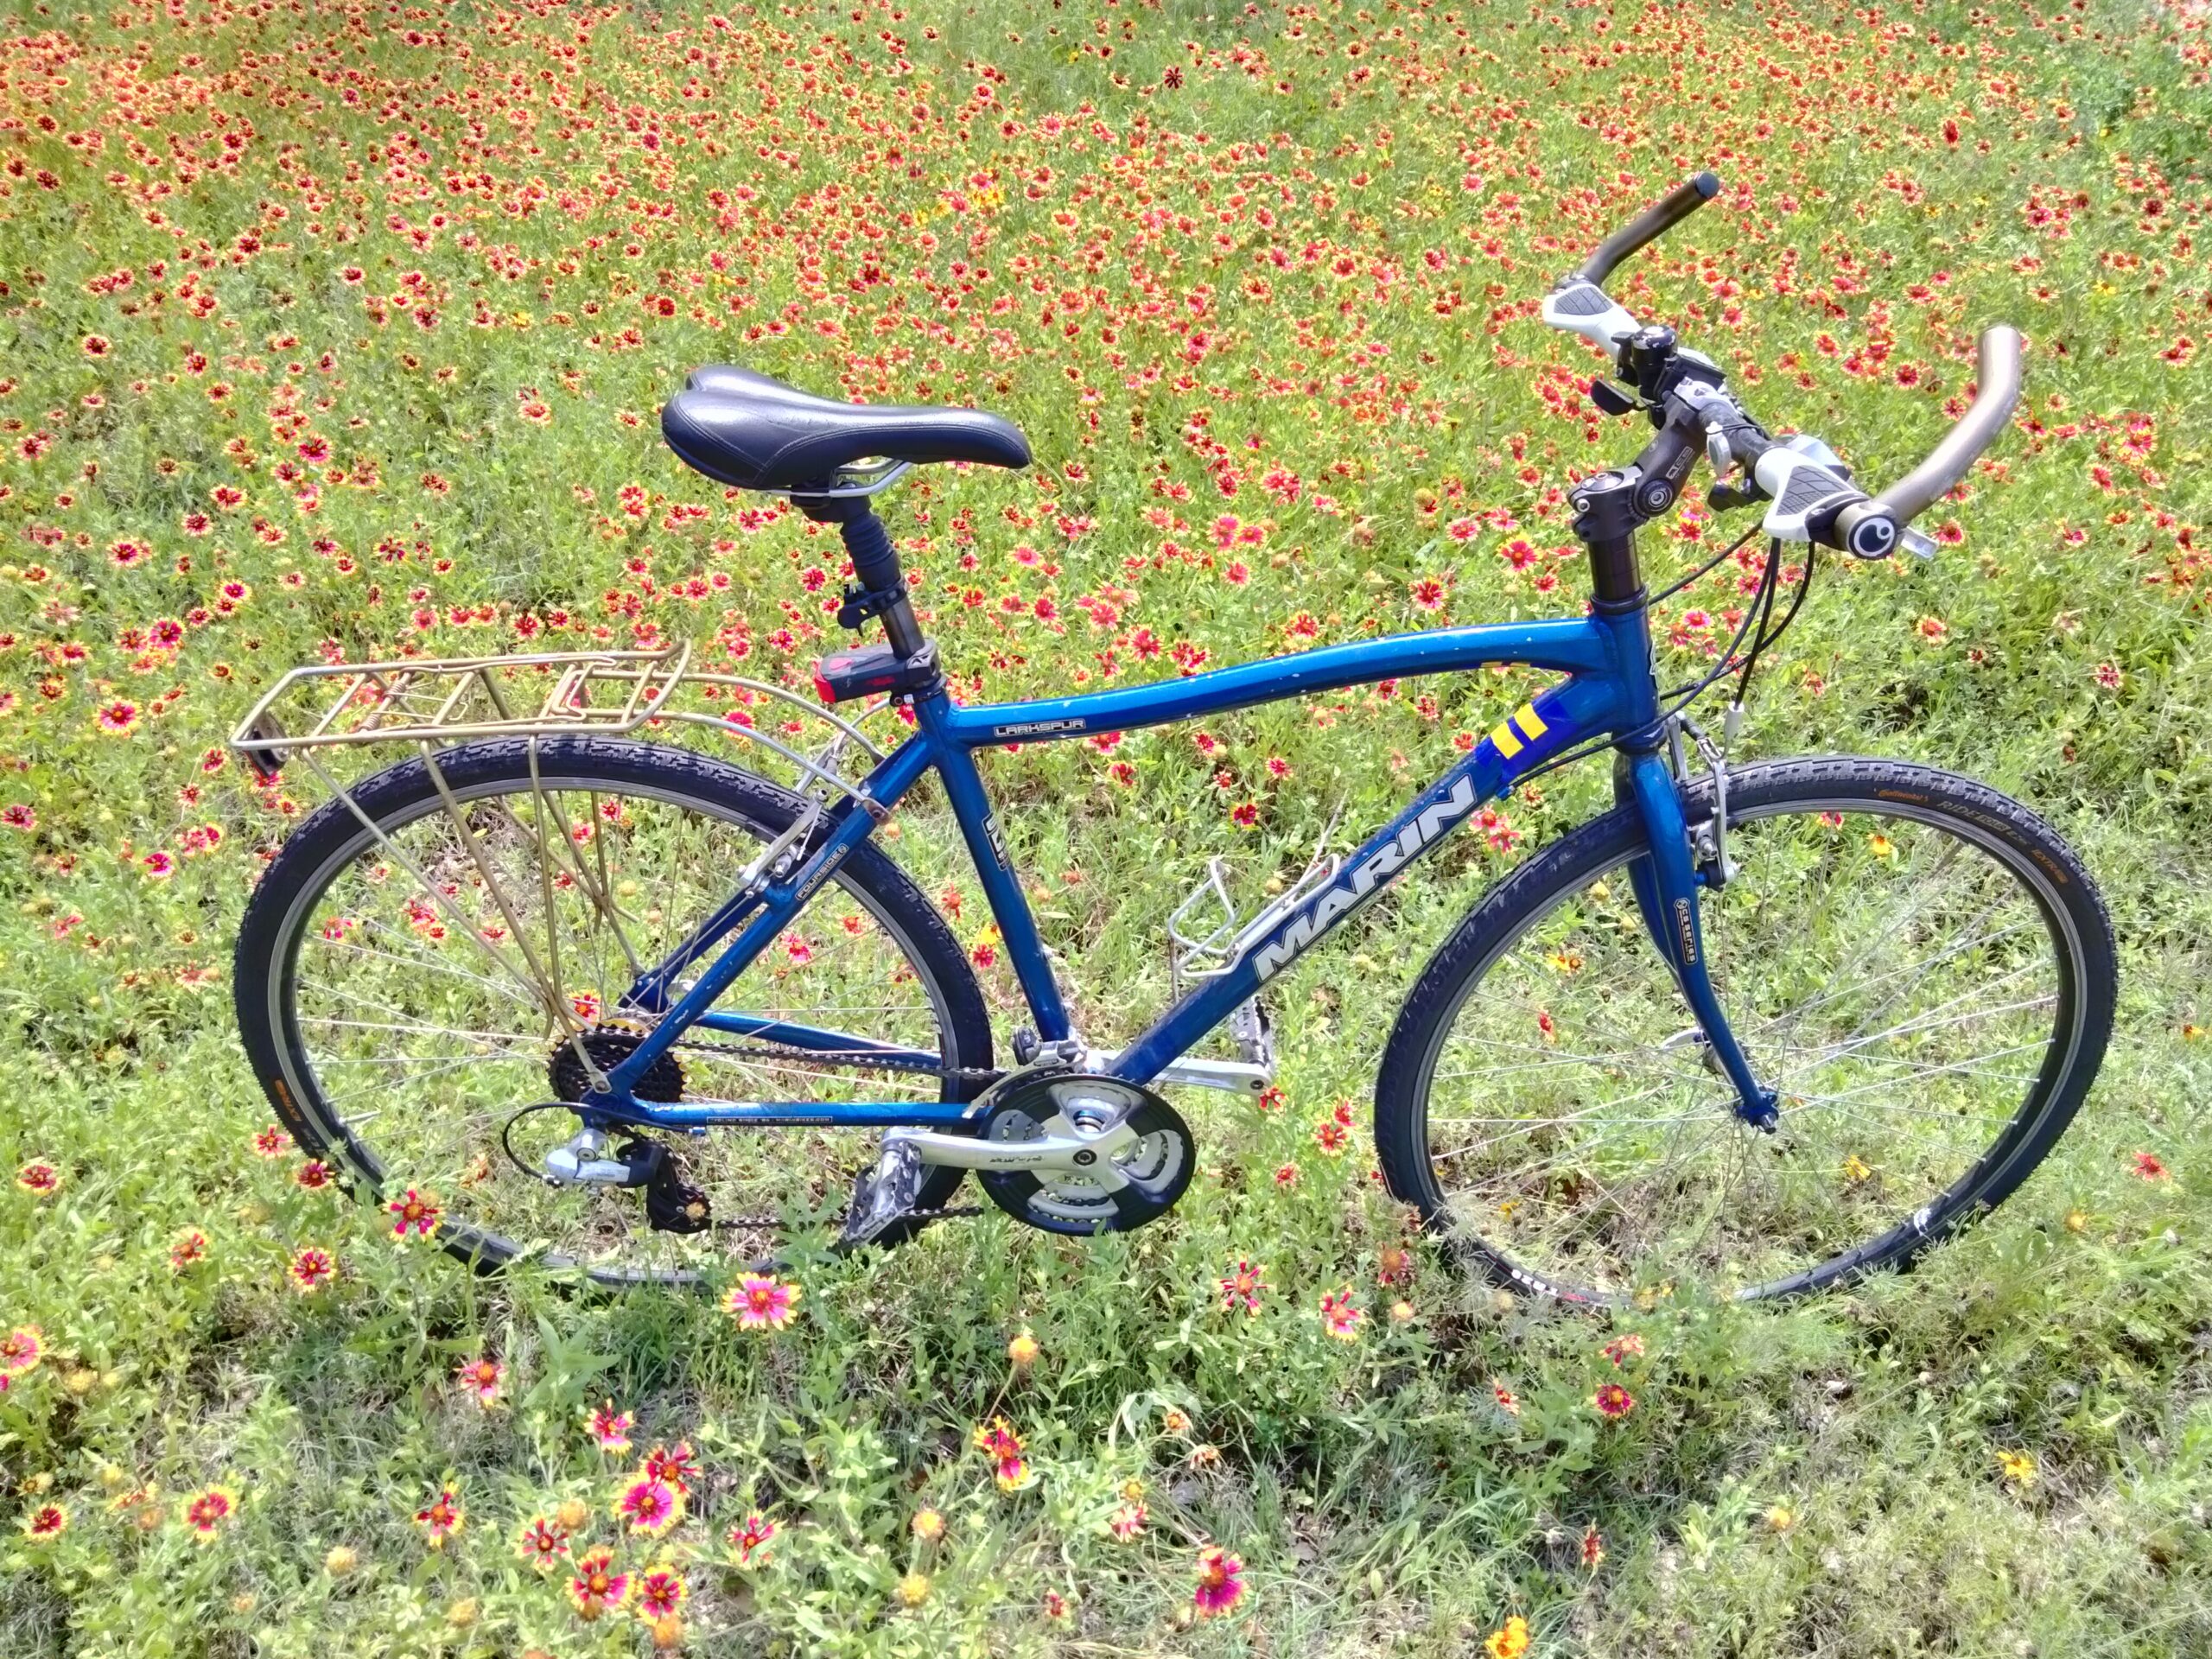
[836,1139,924,1249]
[620,1140,714,1235]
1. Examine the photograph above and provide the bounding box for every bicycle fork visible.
[1616,745,1779,1129]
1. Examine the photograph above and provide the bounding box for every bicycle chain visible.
[709,1201,987,1233]
[653,1033,998,1230]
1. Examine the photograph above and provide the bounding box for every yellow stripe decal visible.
[1514,703,1548,741]
[1491,721,1523,759]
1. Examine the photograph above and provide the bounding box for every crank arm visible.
[887,1117,1137,1174]
[1141,1055,1271,1096]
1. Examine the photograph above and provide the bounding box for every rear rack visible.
[232,645,691,777]
[227,644,900,1080]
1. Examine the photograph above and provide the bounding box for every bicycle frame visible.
[585,595,1775,1131]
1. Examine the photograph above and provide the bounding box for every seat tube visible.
[911,691,1073,1042]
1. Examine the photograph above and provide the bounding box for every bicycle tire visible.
[232,735,993,1283]
[1372,755,2116,1303]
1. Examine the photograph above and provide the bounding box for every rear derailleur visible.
[538,1124,712,1235]
[535,1026,709,1234]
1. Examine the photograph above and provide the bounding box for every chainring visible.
[548,1025,684,1103]
[976,1072,1196,1236]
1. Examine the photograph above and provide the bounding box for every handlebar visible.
[1558,173,2023,563]
[1828,327,2024,556]
[1575,172,1720,287]
[1874,326,2024,521]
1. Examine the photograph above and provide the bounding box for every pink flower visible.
[585,1400,633,1453]
[728,1511,776,1566]
[387,1188,442,1239]
[515,1515,570,1572]
[0,1325,44,1376]
[633,1563,687,1622]
[723,1274,800,1331]
[454,1356,504,1406]
[286,1246,338,1294]
[1193,1545,1245,1617]
[1593,1382,1636,1419]
[616,1476,684,1536]
[640,1442,696,1493]
[1218,1260,1267,1315]
[1319,1290,1363,1341]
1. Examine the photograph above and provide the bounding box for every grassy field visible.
[2,0,2209,1652]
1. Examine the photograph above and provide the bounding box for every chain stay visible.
[650,1030,996,1230]
[664,1030,1005,1085]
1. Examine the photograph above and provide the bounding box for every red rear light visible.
[810,669,836,705]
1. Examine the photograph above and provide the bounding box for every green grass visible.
[2,0,2209,1653]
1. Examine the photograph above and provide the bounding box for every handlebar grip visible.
[1873,326,2024,523]
[1575,172,1721,287]
[1830,499,1903,559]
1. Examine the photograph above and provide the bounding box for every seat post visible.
[798,495,927,659]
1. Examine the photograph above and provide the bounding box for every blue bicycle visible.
[232,175,2113,1302]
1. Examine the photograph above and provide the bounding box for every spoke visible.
[308,930,543,1008]
[1776,988,2055,1075]
[1414,798,2076,1295]
[1745,918,2034,1039]
[1807,891,2016,1049]
[317,1050,524,1106]
[301,1014,543,1046]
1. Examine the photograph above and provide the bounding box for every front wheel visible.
[1373,756,2115,1304]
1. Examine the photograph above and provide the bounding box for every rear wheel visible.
[1374,757,2114,1304]
[233,737,993,1286]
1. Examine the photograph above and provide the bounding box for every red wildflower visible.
[615,1475,683,1536]
[181,1486,238,1541]
[569,1545,630,1619]
[633,1563,687,1622]
[1193,1545,1245,1618]
[22,1502,68,1541]
[454,1356,504,1406]
[585,1400,633,1453]
[722,1274,800,1331]
[641,1442,696,1492]
[286,1246,338,1294]
[515,1515,570,1572]
[728,1511,776,1565]
[1218,1259,1268,1315]
[414,1487,464,1547]
[15,1160,60,1195]
[1319,1289,1363,1341]
[387,1187,442,1239]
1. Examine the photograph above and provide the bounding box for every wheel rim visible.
[1410,795,2085,1304]
[267,768,963,1282]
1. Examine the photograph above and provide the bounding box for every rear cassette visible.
[978,1073,1195,1236]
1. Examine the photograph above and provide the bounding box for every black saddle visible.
[661,365,1031,493]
